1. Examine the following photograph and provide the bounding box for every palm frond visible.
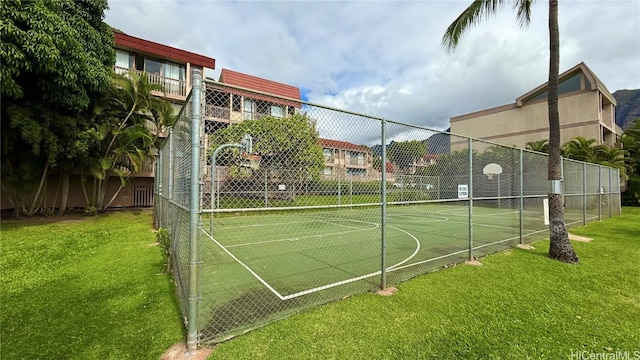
[442,0,534,52]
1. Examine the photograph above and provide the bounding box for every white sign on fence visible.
[458,184,469,199]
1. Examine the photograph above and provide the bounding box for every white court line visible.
[226,219,379,248]
[411,206,541,232]
[281,224,421,300]
[319,219,374,230]
[206,217,421,301]
[201,228,286,300]
[215,220,315,230]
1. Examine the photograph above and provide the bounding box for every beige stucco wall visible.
[1,176,154,212]
[450,91,607,151]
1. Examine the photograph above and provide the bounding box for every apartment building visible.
[110,32,216,207]
[320,139,374,180]
[450,62,622,151]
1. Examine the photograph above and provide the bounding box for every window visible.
[208,90,230,107]
[144,58,163,75]
[287,106,296,116]
[271,105,283,118]
[357,153,364,165]
[528,72,583,103]
[323,167,332,175]
[164,62,185,81]
[115,50,132,72]
[346,168,366,177]
[256,101,270,116]
[244,99,255,120]
[232,95,241,112]
[323,149,332,161]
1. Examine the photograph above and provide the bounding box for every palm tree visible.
[595,146,630,180]
[526,139,549,153]
[562,136,600,163]
[83,71,175,212]
[442,0,578,263]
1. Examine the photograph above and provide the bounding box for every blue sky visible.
[106,0,640,144]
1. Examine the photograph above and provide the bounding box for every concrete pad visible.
[465,260,483,266]
[568,233,593,242]
[517,244,535,250]
[160,343,213,360]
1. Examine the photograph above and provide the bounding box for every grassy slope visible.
[1,210,183,359]
[208,207,640,359]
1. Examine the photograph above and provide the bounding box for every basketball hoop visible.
[483,163,503,180]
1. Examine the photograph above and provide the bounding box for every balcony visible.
[114,66,187,98]
[205,105,231,120]
[115,156,156,178]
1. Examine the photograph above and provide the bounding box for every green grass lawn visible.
[2,207,637,359]
[206,207,640,359]
[1,210,183,359]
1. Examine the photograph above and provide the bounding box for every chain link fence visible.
[155,70,622,348]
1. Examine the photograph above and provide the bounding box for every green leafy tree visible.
[208,114,324,200]
[1,0,115,216]
[443,0,578,263]
[388,140,428,174]
[621,119,640,205]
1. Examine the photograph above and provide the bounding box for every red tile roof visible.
[219,69,301,101]
[114,32,215,69]
[319,138,371,153]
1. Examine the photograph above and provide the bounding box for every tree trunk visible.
[104,183,125,210]
[547,0,578,263]
[28,161,50,215]
[58,171,71,216]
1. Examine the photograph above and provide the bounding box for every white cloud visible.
[106,0,640,142]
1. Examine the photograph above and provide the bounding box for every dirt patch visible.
[376,287,398,296]
[160,343,213,360]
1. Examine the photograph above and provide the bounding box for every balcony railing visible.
[205,105,231,120]
[115,156,156,177]
[114,66,186,97]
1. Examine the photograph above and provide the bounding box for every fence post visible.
[582,162,587,225]
[617,169,622,215]
[519,149,524,244]
[168,128,174,201]
[337,171,341,205]
[598,165,602,221]
[380,119,387,290]
[187,69,202,353]
[468,138,474,261]
[608,167,612,218]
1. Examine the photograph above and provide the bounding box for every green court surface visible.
[200,202,583,302]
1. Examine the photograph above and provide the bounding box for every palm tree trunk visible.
[547,0,578,263]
